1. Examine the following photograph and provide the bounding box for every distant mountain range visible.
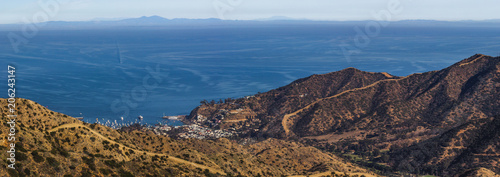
[1,15,500,30]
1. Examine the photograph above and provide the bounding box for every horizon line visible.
[1,15,500,25]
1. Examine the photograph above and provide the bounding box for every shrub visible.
[16,152,28,161]
[81,168,92,177]
[7,168,18,177]
[46,157,59,168]
[99,168,112,175]
[118,169,135,177]
[104,160,123,168]
[58,148,70,157]
[22,168,31,176]
[82,156,96,171]
[31,151,44,163]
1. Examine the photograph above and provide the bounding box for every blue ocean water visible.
[1,23,499,125]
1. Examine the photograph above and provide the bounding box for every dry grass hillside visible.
[0,98,379,177]
[458,168,500,177]
[390,115,500,176]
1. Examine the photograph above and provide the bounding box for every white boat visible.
[163,115,185,120]
[138,115,143,119]
[120,117,124,121]
[162,114,178,120]
[167,116,179,120]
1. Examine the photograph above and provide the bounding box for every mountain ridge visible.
[188,54,500,176]
[2,16,500,29]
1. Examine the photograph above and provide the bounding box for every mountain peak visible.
[139,15,165,19]
[342,67,361,71]
[455,54,495,67]
[256,16,299,21]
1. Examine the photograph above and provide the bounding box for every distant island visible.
[1,15,500,30]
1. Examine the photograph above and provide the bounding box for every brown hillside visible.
[188,67,395,138]
[457,167,500,177]
[188,54,500,176]
[390,115,500,176]
[288,54,499,137]
[0,98,379,177]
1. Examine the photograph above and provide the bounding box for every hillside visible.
[458,168,500,177]
[287,54,499,137]
[1,54,498,176]
[188,67,395,138]
[390,115,500,176]
[188,54,500,176]
[0,98,378,177]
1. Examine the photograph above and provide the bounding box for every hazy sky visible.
[1,0,499,24]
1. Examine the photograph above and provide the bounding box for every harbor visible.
[77,112,235,140]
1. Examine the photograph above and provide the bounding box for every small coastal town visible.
[93,113,238,140]
[90,103,263,140]
[151,122,236,139]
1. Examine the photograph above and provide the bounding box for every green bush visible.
[16,152,28,161]
[82,156,96,171]
[24,168,31,176]
[31,151,44,163]
[58,148,70,157]
[118,169,135,177]
[99,168,112,175]
[7,168,18,177]
[104,160,123,168]
[81,168,93,177]
[46,157,59,168]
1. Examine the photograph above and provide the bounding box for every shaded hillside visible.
[190,54,499,139]
[189,54,500,176]
[285,54,499,137]
[390,115,500,176]
[458,168,500,177]
[0,98,378,177]
[188,67,396,138]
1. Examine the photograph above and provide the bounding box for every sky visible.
[1,0,500,24]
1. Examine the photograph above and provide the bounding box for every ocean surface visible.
[1,22,499,125]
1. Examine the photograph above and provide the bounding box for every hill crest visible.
[187,54,500,176]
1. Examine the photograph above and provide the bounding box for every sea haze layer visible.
[1,22,499,125]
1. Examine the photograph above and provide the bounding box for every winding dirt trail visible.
[281,77,404,136]
[289,170,378,177]
[224,119,247,123]
[48,123,227,175]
